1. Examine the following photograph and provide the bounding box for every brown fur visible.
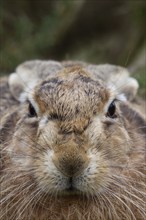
[0,61,145,220]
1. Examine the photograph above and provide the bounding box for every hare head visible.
[1,60,145,220]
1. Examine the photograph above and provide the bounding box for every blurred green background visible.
[0,0,145,96]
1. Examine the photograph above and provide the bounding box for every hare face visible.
[1,62,145,220]
[11,67,130,197]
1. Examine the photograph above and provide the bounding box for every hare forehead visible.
[32,75,110,117]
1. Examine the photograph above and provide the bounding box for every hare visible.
[0,60,145,220]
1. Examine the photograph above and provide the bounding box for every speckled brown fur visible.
[0,60,145,220]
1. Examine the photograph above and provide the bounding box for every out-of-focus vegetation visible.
[133,68,146,98]
[0,0,145,96]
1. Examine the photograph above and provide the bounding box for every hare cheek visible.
[36,150,68,192]
[85,117,103,145]
[6,120,37,166]
[38,119,58,147]
[8,138,32,167]
[74,149,109,193]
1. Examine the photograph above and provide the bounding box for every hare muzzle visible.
[53,144,89,177]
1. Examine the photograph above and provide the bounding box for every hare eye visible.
[106,101,116,118]
[28,102,37,117]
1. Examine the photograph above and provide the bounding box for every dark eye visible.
[106,101,116,118]
[28,102,37,117]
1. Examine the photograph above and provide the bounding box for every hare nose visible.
[53,151,88,177]
[60,155,84,177]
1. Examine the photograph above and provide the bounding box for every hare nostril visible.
[69,177,73,184]
[67,177,74,191]
[53,153,88,177]
[61,155,86,177]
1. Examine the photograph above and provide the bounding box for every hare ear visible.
[85,64,139,101]
[103,65,139,101]
[8,64,38,102]
[9,60,63,102]
[116,76,139,101]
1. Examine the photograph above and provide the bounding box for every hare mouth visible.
[59,188,81,196]
[58,184,82,196]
